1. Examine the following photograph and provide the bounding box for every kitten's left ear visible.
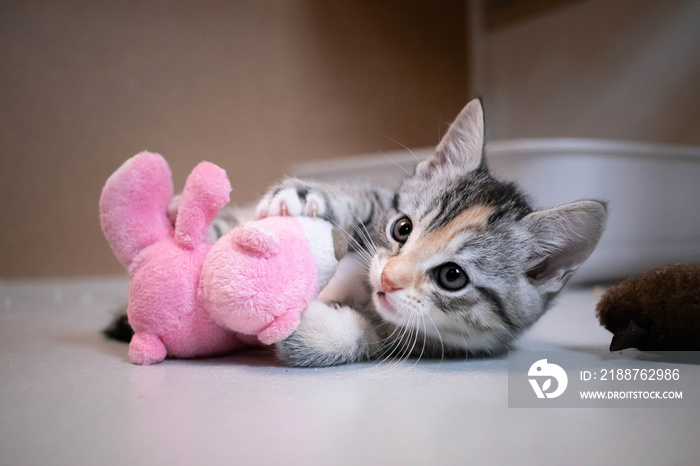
[415,98,485,178]
[523,200,608,293]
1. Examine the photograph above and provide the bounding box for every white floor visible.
[1,278,698,465]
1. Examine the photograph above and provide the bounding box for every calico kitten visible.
[255,99,607,367]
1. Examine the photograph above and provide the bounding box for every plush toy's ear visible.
[231,223,280,258]
[99,152,174,270]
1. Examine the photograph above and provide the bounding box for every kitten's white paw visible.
[298,301,365,351]
[256,184,327,219]
[304,192,327,218]
[270,188,303,217]
[276,301,372,367]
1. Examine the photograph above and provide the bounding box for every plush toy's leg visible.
[257,308,302,346]
[99,152,174,271]
[129,333,167,365]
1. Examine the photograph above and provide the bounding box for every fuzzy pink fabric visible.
[100,152,331,364]
[100,152,243,364]
[201,217,319,345]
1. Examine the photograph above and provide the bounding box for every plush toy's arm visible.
[229,223,280,258]
[174,162,232,249]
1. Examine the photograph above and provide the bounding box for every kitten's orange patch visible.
[433,205,494,246]
[382,206,493,290]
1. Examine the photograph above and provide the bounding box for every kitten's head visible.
[369,99,607,355]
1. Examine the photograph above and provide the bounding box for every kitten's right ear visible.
[523,200,607,294]
[415,98,486,179]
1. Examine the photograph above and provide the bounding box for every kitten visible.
[105,99,607,367]
[255,99,607,367]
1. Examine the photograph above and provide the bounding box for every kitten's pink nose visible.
[380,270,403,293]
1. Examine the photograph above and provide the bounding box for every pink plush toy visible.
[100,152,346,365]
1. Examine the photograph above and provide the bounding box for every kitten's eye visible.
[434,263,469,291]
[391,216,413,243]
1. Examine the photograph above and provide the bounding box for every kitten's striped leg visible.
[276,301,379,367]
[256,178,393,247]
[208,206,250,241]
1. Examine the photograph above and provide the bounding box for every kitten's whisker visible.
[383,311,414,367]
[403,316,421,368]
[329,214,374,261]
[352,250,374,269]
[408,317,428,371]
[348,212,378,257]
[425,313,445,363]
[381,173,402,188]
[494,315,516,340]
[381,319,410,367]
[375,337,400,367]
[366,322,395,369]
[501,324,516,341]
[370,314,408,351]
[420,316,428,361]
[371,314,409,364]
[392,303,420,368]
[379,150,413,178]
[437,117,445,144]
[349,223,373,258]
[346,220,379,279]
[336,224,369,258]
[457,326,470,361]
[385,328,405,369]
[399,331,412,367]
[357,215,378,255]
[374,320,406,348]
[389,314,414,369]
[326,218,374,266]
[371,328,402,355]
[383,135,421,164]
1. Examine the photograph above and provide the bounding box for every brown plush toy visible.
[596,264,700,351]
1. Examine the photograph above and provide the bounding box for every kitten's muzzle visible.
[379,270,403,293]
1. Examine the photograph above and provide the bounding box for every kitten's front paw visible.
[275,301,371,367]
[256,180,328,220]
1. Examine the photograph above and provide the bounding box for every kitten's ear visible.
[415,98,485,178]
[523,200,607,293]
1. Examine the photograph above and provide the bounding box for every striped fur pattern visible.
[209,99,607,367]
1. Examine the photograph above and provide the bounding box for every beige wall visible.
[478,0,700,145]
[0,1,467,277]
